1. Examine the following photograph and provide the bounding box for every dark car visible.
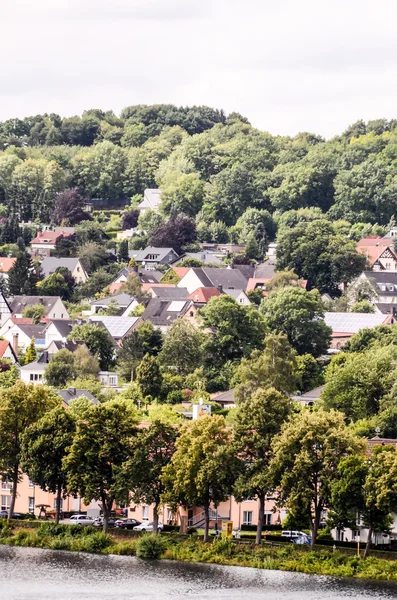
[92,517,117,528]
[114,518,141,530]
[0,511,22,519]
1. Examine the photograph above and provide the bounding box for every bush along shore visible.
[3,522,397,581]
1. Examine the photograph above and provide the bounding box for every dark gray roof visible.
[91,293,134,307]
[129,247,178,262]
[232,264,255,280]
[199,267,248,289]
[364,271,397,295]
[254,262,276,279]
[291,385,325,402]
[138,270,163,283]
[150,287,189,299]
[40,257,82,277]
[49,340,84,353]
[45,319,74,338]
[375,303,396,314]
[17,324,47,340]
[141,298,192,327]
[212,389,235,404]
[56,388,99,406]
[9,296,61,313]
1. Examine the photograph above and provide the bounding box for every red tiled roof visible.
[172,267,190,278]
[8,318,34,325]
[0,340,12,358]
[109,282,123,294]
[357,237,395,265]
[0,257,15,273]
[187,287,221,303]
[31,230,74,245]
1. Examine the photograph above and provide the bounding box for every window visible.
[264,513,272,526]
[142,506,149,520]
[239,297,244,304]
[109,376,117,386]
[28,497,34,512]
[53,313,56,318]
[30,374,34,381]
[1,496,10,511]
[29,479,34,488]
[243,511,253,525]
[77,267,80,272]
[129,506,136,513]
[61,314,64,318]
[53,498,63,510]
[1,479,12,490]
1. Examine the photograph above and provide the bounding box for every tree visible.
[119,273,142,296]
[73,344,99,379]
[52,188,91,226]
[65,400,138,531]
[124,421,178,534]
[73,269,114,300]
[0,382,59,520]
[117,322,163,381]
[276,220,366,295]
[68,323,114,370]
[270,409,364,547]
[330,448,396,558]
[351,300,375,313]
[78,242,109,274]
[260,287,331,357]
[24,337,37,364]
[117,239,129,263]
[122,210,139,230]
[201,296,267,367]
[22,304,46,324]
[0,360,19,388]
[233,388,291,543]
[136,354,163,401]
[158,319,204,376]
[37,273,69,300]
[21,405,75,523]
[149,214,197,254]
[160,171,204,216]
[44,349,77,387]
[162,415,238,542]
[294,353,323,393]
[7,252,38,295]
[234,333,299,402]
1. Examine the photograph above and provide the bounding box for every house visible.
[128,247,179,270]
[324,311,394,350]
[9,296,69,320]
[357,236,397,271]
[0,340,18,364]
[187,287,221,305]
[0,320,47,354]
[0,292,12,324]
[44,319,75,346]
[40,257,88,283]
[224,289,251,306]
[291,385,325,406]
[30,230,75,258]
[55,387,99,406]
[111,267,163,286]
[267,243,277,258]
[353,272,397,305]
[171,252,223,266]
[148,287,189,299]
[253,262,277,279]
[246,277,307,296]
[89,316,140,344]
[178,267,248,295]
[19,351,50,384]
[200,243,246,255]
[98,371,119,387]
[0,257,16,281]
[137,188,162,213]
[141,298,193,332]
[211,389,236,408]
[90,293,135,315]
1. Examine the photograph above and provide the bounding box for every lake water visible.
[1,546,397,599]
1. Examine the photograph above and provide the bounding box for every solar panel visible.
[90,316,139,337]
[168,301,186,312]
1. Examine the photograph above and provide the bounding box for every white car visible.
[133,520,163,532]
[69,514,95,526]
[281,530,307,539]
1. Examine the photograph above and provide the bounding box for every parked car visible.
[69,514,95,526]
[281,530,308,539]
[133,520,163,532]
[115,518,141,530]
[293,534,311,545]
[92,517,116,528]
[0,511,22,519]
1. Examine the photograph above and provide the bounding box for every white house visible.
[0,320,47,354]
[8,296,70,320]
[224,289,251,306]
[137,189,162,213]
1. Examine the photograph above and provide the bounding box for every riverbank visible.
[2,521,397,582]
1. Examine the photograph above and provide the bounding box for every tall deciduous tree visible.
[44,349,77,387]
[117,322,163,381]
[162,415,238,542]
[21,405,75,523]
[233,387,291,544]
[52,188,91,226]
[0,382,59,520]
[136,354,163,401]
[158,319,205,376]
[260,287,331,357]
[68,323,114,370]
[64,400,138,531]
[270,409,364,548]
[123,421,178,534]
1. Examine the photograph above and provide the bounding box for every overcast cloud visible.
[1,0,396,137]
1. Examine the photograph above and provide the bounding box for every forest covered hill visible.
[0,105,395,252]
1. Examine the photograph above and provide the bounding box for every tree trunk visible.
[203,503,210,543]
[152,501,160,535]
[256,494,265,545]
[364,527,373,558]
[310,504,322,549]
[102,498,112,533]
[8,465,19,522]
[55,486,62,525]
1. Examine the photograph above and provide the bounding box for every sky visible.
[1,0,397,138]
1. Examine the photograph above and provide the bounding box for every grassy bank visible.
[2,520,397,581]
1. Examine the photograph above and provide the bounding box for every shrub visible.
[113,540,138,556]
[79,532,114,553]
[50,537,73,551]
[136,534,166,559]
[186,527,198,535]
[38,523,68,537]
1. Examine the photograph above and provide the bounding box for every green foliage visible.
[260,287,331,357]
[350,300,375,313]
[22,304,46,324]
[44,349,77,387]
[159,319,205,376]
[159,269,180,284]
[68,323,114,370]
[136,354,163,400]
[136,534,166,559]
[0,360,19,388]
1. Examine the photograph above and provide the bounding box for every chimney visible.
[39,298,44,305]
[68,387,76,396]
[12,333,18,356]
[217,284,223,294]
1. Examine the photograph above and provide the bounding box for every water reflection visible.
[0,546,396,599]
